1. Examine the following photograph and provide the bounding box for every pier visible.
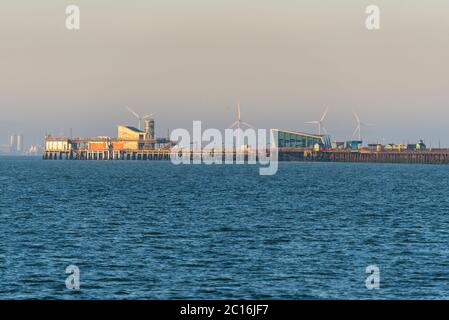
[43,125,449,165]
[43,149,171,161]
[43,146,449,165]
[279,148,449,165]
[323,149,449,164]
[43,148,270,162]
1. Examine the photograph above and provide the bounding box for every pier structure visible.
[44,141,449,165]
[43,123,449,165]
[322,149,449,164]
[43,144,269,162]
[44,123,173,161]
[277,148,449,165]
[43,147,172,161]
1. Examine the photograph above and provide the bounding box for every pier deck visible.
[43,148,449,165]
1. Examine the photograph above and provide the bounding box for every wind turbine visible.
[305,108,329,135]
[125,106,155,130]
[228,103,254,150]
[352,111,374,141]
[228,103,254,130]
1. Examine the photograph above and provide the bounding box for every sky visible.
[0,0,448,147]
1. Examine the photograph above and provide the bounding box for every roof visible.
[118,125,144,133]
[271,128,326,139]
[126,126,144,133]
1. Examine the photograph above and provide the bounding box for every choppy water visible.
[1,156,449,299]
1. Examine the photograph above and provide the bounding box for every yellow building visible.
[385,144,407,151]
[45,138,71,151]
[44,125,156,154]
[116,125,146,151]
[117,125,145,140]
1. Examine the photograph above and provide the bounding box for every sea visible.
[1,156,449,299]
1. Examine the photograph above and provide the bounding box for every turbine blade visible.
[305,121,318,124]
[126,106,140,119]
[142,113,156,119]
[228,121,239,129]
[241,121,254,129]
[320,108,329,122]
[352,111,360,123]
[237,103,241,121]
[352,125,359,139]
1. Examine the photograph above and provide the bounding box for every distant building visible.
[270,129,331,149]
[116,124,157,150]
[332,141,345,150]
[27,145,43,156]
[368,143,383,151]
[9,134,15,151]
[45,137,71,152]
[144,118,155,140]
[417,140,426,150]
[345,140,363,150]
[8,134,24,154]
[406,140,426,151]
[44,122,162,155]
[116,125,146,150]
[384,144,407,151]
[117,125,144,140]
[16,134,23,153]
[0,144,10,154]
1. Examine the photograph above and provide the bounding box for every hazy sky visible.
[1,0,448,146]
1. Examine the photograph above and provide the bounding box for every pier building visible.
[271,129,331,149]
